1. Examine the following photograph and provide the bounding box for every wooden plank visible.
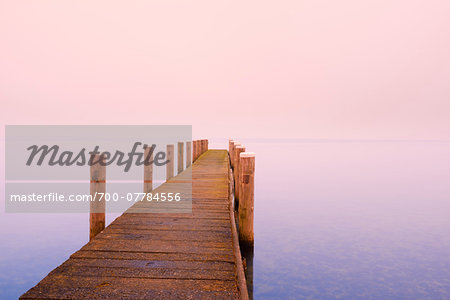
[50,261,236,280]
[80,239,234,254]
[70,250,236,263]
[21,150,245,299]
[65,258,235,271]
[21,276,238,299]
[97,230,232,242]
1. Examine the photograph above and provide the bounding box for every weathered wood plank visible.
[50,262,235,280]
[70,250,236,263]
[21,276,238,299]
[65,258,235,271]
[80,239,234,254]
[97,231,232,242]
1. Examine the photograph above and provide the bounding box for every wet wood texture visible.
[21,150,246,299]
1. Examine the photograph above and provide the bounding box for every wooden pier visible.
[20,147,252,299]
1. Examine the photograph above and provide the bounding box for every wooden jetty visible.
[21,142,254,299]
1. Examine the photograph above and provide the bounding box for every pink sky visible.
[1,0,449,140]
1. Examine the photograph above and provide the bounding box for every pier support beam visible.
[201,139,208,155]
[193,140,198,162]
[230,141,239,169]
[186,141,192,167]
[90,154,106,241]
[229,139,235,167]
[239,152,255,247]
[204,139,209,153]
[143,145,153,193]
[177,142,184,174]
[166,144,174,181]
[234,145,246,202]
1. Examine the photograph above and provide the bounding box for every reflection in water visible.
[241,243,254,300]
[234,173,255,299]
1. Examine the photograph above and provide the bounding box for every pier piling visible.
[186,141,192,167]
[238,152,255,247]
[143,145,153,193]
[166,144,174,180]
[89,154,106,241]
[177,142,184,174]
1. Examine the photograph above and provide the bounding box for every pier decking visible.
[21,150,247,299]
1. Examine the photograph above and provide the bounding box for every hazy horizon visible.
[1,0,450,140]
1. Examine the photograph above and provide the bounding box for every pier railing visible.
[228,139,255,248]
[89,138,254,249]
[89,139,254,248]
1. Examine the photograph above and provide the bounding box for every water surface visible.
[1,140,450,299]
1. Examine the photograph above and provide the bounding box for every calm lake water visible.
[1,140,450,299]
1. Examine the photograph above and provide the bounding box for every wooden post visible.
[196,140,200,161]
[197,139,201,159]
[239,152,255,247]
[201,139,208,155]
[177,142,184,174]
[232,142,241,182]
[186,141,192,167]
[143,145,153,193]
[193,140,197,162]
[233,143,241,170]
[232,142,242,199]
[230,141,239,169]
[198,139,204,158]
[199,139,204,156]
[229,139,234,166]
[90,153,105,241]
[166,144,174,181]
[234,145,246,202]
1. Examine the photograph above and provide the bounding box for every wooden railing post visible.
[200,139,204,155]
[201,139,208,155]
[166,144,174,181]
[230,141,239,169]
[239,152,255,247]
[194,140,198,162]
[232,142,241,187]
[177,142,184,174]
[233,142,241,168]
[90,153,106,241]
[234,145,246,202]
[186,141,192,168]
[143,145,153,193]
[229,139,234,166]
